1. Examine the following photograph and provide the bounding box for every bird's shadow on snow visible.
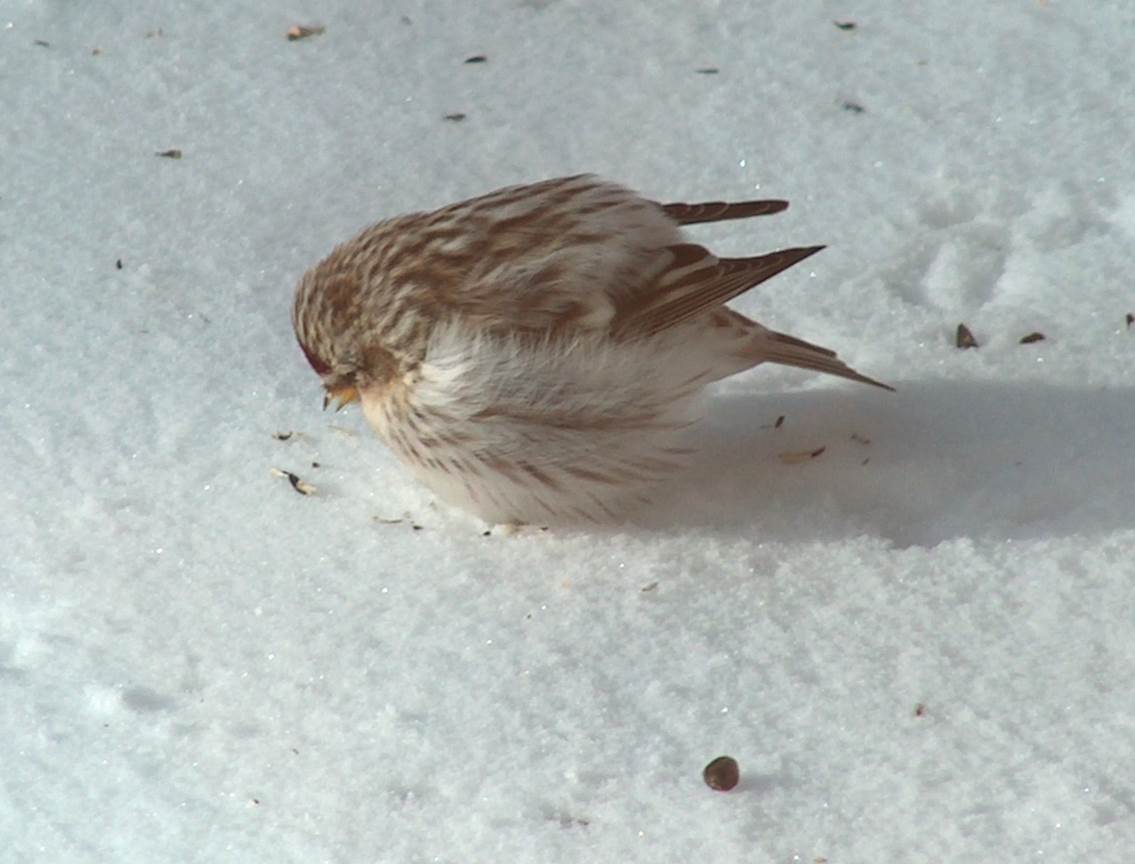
[640,379,1135,547]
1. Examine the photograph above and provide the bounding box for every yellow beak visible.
[322,385,359,412]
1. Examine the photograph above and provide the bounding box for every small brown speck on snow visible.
[955,323,979,349]
[778,446,826,464]
[271,467,315,496]
[703,755,740,791]
[287,24,325,41]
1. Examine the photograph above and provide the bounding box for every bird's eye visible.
[299,341,332,376]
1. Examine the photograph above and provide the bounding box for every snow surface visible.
[4,2,1135,862]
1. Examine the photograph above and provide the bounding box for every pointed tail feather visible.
[761,330,894,391]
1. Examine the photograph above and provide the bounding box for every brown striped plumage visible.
[292,175,889,525]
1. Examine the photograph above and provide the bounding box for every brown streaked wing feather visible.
[659,199,788,225]
[616,245,825,338]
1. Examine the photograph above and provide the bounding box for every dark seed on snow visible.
[703,755,739,791]
[955,323,979,349]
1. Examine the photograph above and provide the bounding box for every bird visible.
[292,174,890,525]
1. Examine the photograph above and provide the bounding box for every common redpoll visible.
[293,175,889,524]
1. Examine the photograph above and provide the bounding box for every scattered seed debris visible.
[464,54,487,63]
[1019,332,1046,344]
[251,798,260,806]
[842,100,866,113]
[1126,313,1133,329]
[34,39,51,47]
[374,516,423,531]
[311,461,321,468]
[955,323,979,349]
[270,467,316,496]
[778,445,827,464]
[92,48,102,56]
[703,755,740,791]
[914,703,926,717]
[272,431,293,441]
[695,67,719,75]
[833,20,858,30]
[850,432,871,445]
[443,112,467,122]
[761,414,786,430]
[482,530,492,537]
[115,258,123,270]
[155,148,182,159]
[146,29,164,39]
[555,815,590,828]
[287,24,325,41]
[641,581,659,593]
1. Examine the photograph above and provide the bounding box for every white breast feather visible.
[362,321,719,523]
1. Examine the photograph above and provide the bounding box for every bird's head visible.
[292,264,363,412]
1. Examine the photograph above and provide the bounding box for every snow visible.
[4,2,1134,862]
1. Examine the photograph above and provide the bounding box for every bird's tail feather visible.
[760,330,894,391]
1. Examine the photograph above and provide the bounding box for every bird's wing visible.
[423,177,804,336]
[659,198,788,224]
[613,244,825,338]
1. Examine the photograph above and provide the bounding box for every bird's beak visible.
[322,385,359,412]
